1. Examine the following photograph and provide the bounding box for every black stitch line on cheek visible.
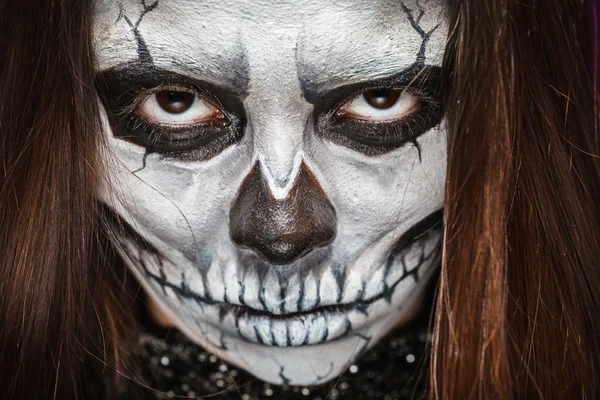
[411,138,422,162]
[132,148,151,174]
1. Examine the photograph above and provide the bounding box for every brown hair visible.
[0,0,598,399]
[0,0,135,398]
[433,0,600,397]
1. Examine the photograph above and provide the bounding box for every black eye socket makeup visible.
[96,62,443,161]
[315,65,444,157]
[95,62,247,161]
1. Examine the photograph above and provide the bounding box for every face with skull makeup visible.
[93,0,448,386]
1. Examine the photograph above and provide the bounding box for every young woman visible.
[1,0,599,399]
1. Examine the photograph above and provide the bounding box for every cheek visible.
[314,123,447,240]
[99,134,252,249]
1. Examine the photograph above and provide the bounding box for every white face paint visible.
[93,0,448,386]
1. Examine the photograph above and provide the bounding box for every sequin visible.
[118,318,430,400]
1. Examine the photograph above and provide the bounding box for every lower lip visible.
[219,304,359,347]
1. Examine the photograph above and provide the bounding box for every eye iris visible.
[156,91,195,114]
[364,89,402,110]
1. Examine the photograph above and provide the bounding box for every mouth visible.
[109,209,443,348]
[213,241,438,347]
[208,216,442,347]
[223,302,359,347]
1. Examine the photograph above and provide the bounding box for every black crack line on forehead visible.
[120,0,159,65]
[115,4,124,23]
[400,1,440,67]
[397,1,439,163]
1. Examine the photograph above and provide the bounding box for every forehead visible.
[94,0,448,87]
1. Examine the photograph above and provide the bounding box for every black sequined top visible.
[114,315,430,400]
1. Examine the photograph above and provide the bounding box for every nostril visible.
[250,236,314,265]
[229,161,336,265]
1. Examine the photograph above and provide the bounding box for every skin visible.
[93,0,448,385]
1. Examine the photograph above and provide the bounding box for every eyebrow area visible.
[95,62,249,114]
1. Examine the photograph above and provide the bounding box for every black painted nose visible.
[229,161,336,265]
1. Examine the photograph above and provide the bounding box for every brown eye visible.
[336,88,418,121]
[363,89,402,109]
[156,91,195,114]
[137,90,224,125]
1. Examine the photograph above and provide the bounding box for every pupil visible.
[156,91,194,114]
[364,89,401,110]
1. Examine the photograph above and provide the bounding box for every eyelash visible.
[98,78,245,161]
[316,75,443,156]
[99,68,442,160]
